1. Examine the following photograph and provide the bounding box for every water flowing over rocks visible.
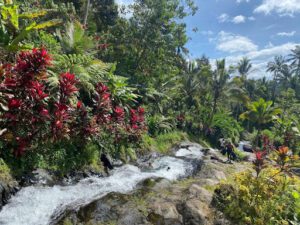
[0,142,250,225]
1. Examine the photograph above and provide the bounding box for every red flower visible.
[255,151,264,161]
[8,98,22,109]
[113,106,125,122]
[130,109,138,124]
[137,107,145,115]
[40,108,49,117]
[29,81,48,101]
[15,48,51,75]
[55,120,63,129]
[132,124,139,130]
[96,82,109,94]
[77,101,83,109]
[3,77,17,88]
[59,72,78,97]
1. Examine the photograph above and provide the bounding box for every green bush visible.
[213,167,300,225]
[211,112,243,145]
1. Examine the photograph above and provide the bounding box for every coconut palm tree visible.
[210,59,230,123]
[267,55,287,104]
[237,57,252,80]
[288,45,300,77]
[240,98,282,146]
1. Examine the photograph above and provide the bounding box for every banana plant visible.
[0,0,61,54]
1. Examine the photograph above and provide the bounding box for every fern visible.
[49,54,113,93]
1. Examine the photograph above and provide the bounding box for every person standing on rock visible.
[225,141,235,163]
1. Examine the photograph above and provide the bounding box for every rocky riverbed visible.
[0,142,251,225]
[57,142,250,225]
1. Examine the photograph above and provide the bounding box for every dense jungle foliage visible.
[0,0,300,223]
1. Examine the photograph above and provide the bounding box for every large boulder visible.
[179,199,212,225]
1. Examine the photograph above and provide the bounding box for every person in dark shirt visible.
[101,153,113,174]
[225,142,236,162]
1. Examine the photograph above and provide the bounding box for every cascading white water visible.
[0,149,203,225]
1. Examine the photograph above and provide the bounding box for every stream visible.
[0,145,204,225]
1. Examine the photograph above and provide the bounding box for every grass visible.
[142,131,188,154]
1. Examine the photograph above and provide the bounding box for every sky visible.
[116,0,300,78]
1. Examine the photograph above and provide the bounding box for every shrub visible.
[214,168,300,225]
[210,112,243,145]
[0,48,146,173]
[213,145,300,225]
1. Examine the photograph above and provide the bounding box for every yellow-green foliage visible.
[142,131,188,154]
[0,158,13,183]
[214,167,300,225]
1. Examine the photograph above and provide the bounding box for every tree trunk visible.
[83,0,91,27]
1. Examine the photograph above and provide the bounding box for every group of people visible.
[219,139,237,162]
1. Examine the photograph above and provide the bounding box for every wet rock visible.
[151,201,182,224]
[178,141,203,150]
[0,180,19,210]
[112,159,124,167]
[20,169,55,186]
[136,152,162,170]
[179,199,212,225]
[188,185,213,203]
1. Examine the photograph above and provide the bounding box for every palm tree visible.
[267,55,286,104]
[56,21,95,55]
[210,59,230,123]
[288,45,300,77]
[278,65,292,89]
[237,57,252,80]
[240,98,282,146]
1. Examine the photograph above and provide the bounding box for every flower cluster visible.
[0,49,51,156]
[129,107,145,130]
[0,48,146,157]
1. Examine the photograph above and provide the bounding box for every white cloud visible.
[218,13,230,23]
[220,43,300,79]
[232,15,246,23]
[213,31,258,53]
[237,0,250,3]
[277,31,296,37]
[265,42,274,48]
[254,0,300,16]
[218,14,254,24]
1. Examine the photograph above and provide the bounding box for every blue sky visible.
[116,0,300,78]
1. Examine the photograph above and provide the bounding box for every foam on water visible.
[175,146,203,159]
[0,154,200,225]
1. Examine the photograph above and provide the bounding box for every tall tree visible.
[237,57,252,80]
[210,59,230,123]
[288,45,300,77]
[267,55,286,104]
[240,98,282,146]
